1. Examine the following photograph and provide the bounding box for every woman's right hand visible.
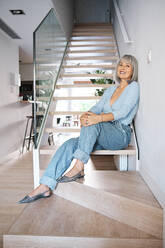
[80,112,90,127]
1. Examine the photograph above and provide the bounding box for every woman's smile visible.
[119,70,126,74]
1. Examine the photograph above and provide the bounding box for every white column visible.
[119,155,128,171]
[33,148,40,188]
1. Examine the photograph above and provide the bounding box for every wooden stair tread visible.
[5,195,161,248]
[70,38,115,42]
[4,236,162,248]
[60,73,113,78]
[45,127,81,133]
[55,180,163,239]
[36,96,100,101]
[69,44,116,47]
[67,49,117,53]
[36,83,113,89]
[37,111,84,115]
[62,64,116,69]
[6,195,157,239]
[40,145,136,156]
[65,56,118,61]
[73,29,113,32]
[56,83,113,88]
[37,96,100,101]
[74,23,113,26]
[91,146,136,155]
[72,33,114,37]
[53,96,100,100]
[77,171,161,209]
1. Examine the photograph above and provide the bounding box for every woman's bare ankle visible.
[64,160,84,178]
[75,160,84,171]
[29,184,50,197]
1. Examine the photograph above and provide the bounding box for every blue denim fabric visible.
[40,121,131,190]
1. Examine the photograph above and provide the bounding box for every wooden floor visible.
[1,151,163,248]
[0,150,116,248]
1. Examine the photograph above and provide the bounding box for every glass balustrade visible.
[33,8,67,147]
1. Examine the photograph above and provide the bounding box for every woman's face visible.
[117,59,133,81]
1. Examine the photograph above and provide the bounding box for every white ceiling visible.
[0,0,54,63]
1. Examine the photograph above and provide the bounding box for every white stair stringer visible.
[54,180,163,239]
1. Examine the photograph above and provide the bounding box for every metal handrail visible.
[113,0,133,44]
[132,119,140,160]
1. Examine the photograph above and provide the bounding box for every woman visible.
[19,54,140,204]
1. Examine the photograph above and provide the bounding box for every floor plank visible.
[7,195,154,239]
[0,150,117,248]
[0,152,34,248]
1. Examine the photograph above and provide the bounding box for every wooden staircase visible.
[4,24,163,247]
[4,171,163,247]
[37,23,136,170]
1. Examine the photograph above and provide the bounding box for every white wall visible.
[0,30,31,158]
[112,0,165,243]
[52,0,74,40]
[19,64,33,81]
[75,0,110,23]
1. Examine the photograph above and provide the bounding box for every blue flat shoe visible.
[18,190,52,204]
[57,171,84,183]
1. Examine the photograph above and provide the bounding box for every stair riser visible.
[4,236,162,248]
[54,182,163,239]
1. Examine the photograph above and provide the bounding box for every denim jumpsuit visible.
[40,81,140,190]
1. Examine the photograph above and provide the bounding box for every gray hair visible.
[115,54,138,84]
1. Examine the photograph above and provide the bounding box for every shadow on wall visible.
[2,101,32,110]
[0,120,25,135]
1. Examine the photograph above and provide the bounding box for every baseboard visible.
[139,167,165,208]
[0,148,22,167]
[139,167,165,248]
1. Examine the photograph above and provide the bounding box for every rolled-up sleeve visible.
[112,83,140,120]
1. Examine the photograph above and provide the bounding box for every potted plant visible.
[89,70,114,96]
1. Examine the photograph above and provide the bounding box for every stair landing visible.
[5,195,153,239]
[78,171,160,208]
[4,172,163,248]
[4,195,161,248]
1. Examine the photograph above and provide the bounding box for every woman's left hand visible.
[82,112,102,126]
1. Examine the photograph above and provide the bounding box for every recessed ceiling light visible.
[10,9,25,15]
